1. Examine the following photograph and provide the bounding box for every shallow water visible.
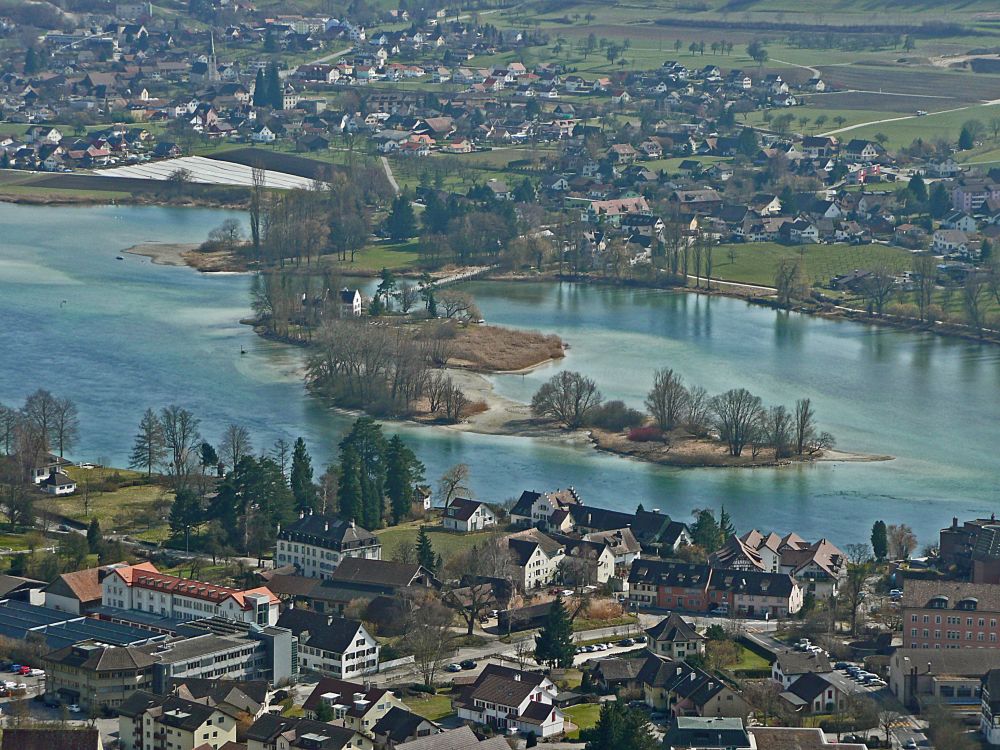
[1,204,998,546]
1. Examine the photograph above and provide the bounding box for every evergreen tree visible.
[290,437,317,513]
[386,195,417,241]
[253,67,267,107]
[718,505,736,540]
[636,502,644,513]
[129,408,166,477]
[200,441,218,475]
[338,417,388,529]
[337,444,363,523]
[929,182,951,219]
[86,517,102,554]
[513,178,535,203]
[416,525,435,571]
[959,126,975,150]
[422,191,451,234]
[534,594,575,668]
[265,63,282,109]
[24,47,39,75]
[263,27,278,52]
[908,173,927,203]
[169,487,202,551]
[385,434,425,524]
[871,520,888,561]
[584,702,657,750]
[690,509,722,552]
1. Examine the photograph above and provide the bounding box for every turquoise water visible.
[1,204,998,546]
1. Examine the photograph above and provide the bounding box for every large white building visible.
[277,609,379,680]
[101,562,280,626]
[276,513,381,580]
[454,664,565,737]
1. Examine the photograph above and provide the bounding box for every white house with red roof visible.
[100,562,280,626]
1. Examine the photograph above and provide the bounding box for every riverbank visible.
[125,242,250,271]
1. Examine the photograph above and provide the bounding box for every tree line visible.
[531,368,834,458]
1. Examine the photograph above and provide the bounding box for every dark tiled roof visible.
[774,650,831,676]
[119,690,218,731]
[302,677,390,716]
[328,558,427,589]
[785,672,835,703]
[246,715,358,749]
[278,514,378,551]
[372,706,438,742]
[646,612,704,643]
[45,640,158,672]
[628,559,710,588]
[276,609,362,654]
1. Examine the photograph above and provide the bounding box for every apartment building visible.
[276,609,378,679]
[118,690,237,750]
[276,513,381,580]
[101,562,279,626]
[902,579,1000,649]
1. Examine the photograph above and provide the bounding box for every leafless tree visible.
[963,272,988,337]
[862,264,896,316]
[51,396,79,459]
[774,258,804,307]
[159,405,201,486]
[710,388,764,457]
[249,164,266,258]
[443,383,470,423]
[271,438,291,477]
[531,371,603,429]
[765,405,793,458]
[22,388,58,454]
[912,253,937,322]
[887,523,918,560]
[794,398,816,455]
[843,543,872,635]
[0,404,19,455]
[397,281,419,314]
[438,463,471,506]
[220,423,253,471]
[684,385,712,435]
[403,593,456,686]
[438,290,481,321]
[645,368,689,431]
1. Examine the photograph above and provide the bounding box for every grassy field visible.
[731,644,772,673]
[711,242,914,287]
[401,691,455,721]
[44,466,172,542]
[374,521,497,562]
[333,240,421,273]
[564,703,602,739]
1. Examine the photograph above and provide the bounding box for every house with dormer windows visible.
[454,664,565,737]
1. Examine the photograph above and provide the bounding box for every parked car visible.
[619,638,635,647]
[460,659,478,670]
[18,665,30,676]
[445,663,462,673]
[68,704,82,714]
[835,662,850,670]
[29,669,44,677]
[9,665,20,673]
[903,739,917,749]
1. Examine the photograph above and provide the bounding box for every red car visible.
[18,666,30,676]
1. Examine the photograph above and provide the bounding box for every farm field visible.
[710,242,914,288]
[833,102,1000,148]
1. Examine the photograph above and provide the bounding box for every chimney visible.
[690,672,696,682]
[953,517,959,528]
[676,667,682,676]
[299,510,305,520]
[324,521,329,532]
[350,519,356,529]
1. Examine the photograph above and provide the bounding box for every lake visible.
[1,203,998,547]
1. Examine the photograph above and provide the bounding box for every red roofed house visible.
[100,562,280,625]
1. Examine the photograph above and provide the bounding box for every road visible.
[307,46,354,65]
[380,156,400,194]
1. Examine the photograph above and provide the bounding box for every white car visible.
[68,704,82,713]
[29,669,44,677]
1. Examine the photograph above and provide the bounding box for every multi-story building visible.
[302,678,406,735]
[645,613,706,661]
[276,513,381,579]
[982,669,1000,745]
[628,560,803,618]
[889,648,1000,709]
[118,690,237,750]
[246,714,372,750]
[940,515,1000,582]
[44,641,158,711]
[101,563,280,626]
[276,609,378,679]
[952,180,1000,213]
[442,498,496,532]
[902,580,1000,649]
[454,664,565,737]
[709,530,846,597]
[506,529,565,590]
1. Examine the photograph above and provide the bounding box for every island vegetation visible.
[530,368,840,467]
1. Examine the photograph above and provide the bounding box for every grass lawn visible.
[0,534,32,552]
[327,240,421,274]
[563,703,602,739]
[41,466,172,541]
[374,521,496,562]
[402,691,455,721]
[572,615,638,632]
[731,645,772,673]
[711,242,914,288]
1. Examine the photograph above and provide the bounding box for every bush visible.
[410,683,436,694]
[627,426,665,442]
[586,400,646,431]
